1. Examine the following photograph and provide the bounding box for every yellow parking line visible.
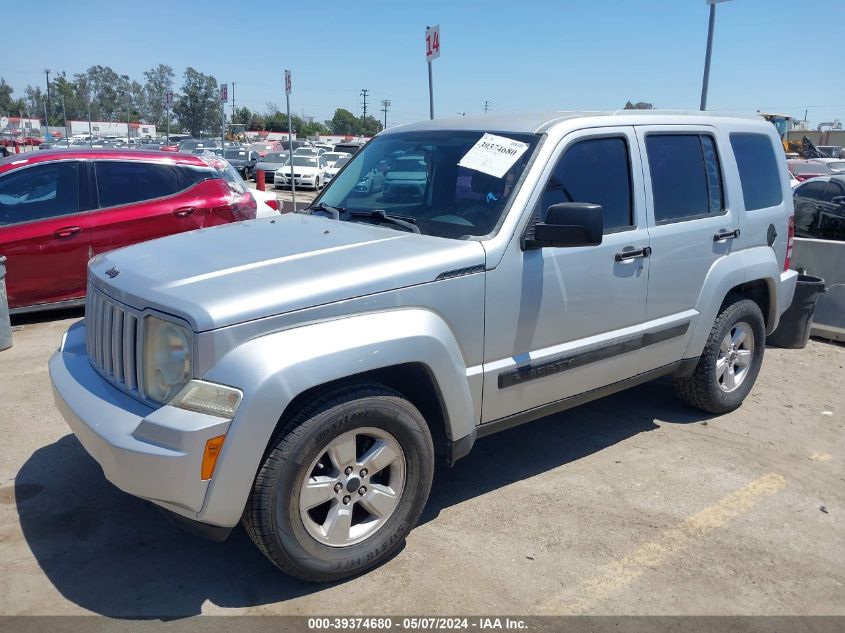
[811,452,832,462]
[536,473,787,615]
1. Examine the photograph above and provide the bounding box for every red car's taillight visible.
[784,215,795,271]
[233,192,257,220]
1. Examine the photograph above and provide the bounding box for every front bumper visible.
[274,173,319,188]
[49,321,234,524]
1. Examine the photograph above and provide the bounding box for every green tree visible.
[359,114,383,137]
[173,67,220,137]
[0,78,15,113]
[143,64,175,130]
[623,101,654,110]
[328,108,358,135]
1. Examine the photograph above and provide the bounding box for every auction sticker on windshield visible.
[458,133,530,178]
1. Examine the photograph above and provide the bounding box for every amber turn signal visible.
[201,435,226,480]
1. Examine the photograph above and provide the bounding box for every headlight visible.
[143,316,192,404]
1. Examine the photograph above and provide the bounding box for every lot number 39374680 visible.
[425,24,441,61]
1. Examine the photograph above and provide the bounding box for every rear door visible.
[89,160,216,255]
[0,160,91,310]
[635,126,737,371]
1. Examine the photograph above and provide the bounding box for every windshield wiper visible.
[306,201,344,219]
[348,209,420,234]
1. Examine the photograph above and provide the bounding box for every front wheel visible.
[243,383,434,581]
[674,295,765,414]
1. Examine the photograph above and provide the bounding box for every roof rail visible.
[609,109,762,120]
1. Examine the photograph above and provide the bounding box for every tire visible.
[674,295,765,414]
[243,383,435,582]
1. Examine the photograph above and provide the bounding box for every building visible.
[1,116,43,136]
[67,120,157,138]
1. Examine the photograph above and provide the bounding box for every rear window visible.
[95,161,209,208]
[646,134,724,223]
[730,133,783,210]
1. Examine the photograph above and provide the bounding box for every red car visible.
[0,149,256,313]
[787,159,832,182]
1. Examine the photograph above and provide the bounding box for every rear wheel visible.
[674,296,765,414]
[243,383,434,581]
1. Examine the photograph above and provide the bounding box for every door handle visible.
[53,226,82,239]
[713,229,740,241]
[173,207,196,218]
[614,246,652,262]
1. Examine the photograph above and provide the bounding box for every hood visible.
[89,214,486,332]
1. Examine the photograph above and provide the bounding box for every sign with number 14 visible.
[425,25,440,61]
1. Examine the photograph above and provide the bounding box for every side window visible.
[646,134,725,223]
[535,136,634,232]
[729,133,783,211]
[822,181,845,202]
[0,162,80,226]
[95,161,179,208]
[795,181,827,200]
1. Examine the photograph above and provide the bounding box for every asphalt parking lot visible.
[246,179,318,211]
[1,310,843,618]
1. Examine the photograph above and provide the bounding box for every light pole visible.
[700,0,733,111]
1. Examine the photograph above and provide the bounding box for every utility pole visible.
[360,89,369,129]
[61,94,68,139]
[700,0,733,111]
[381,99,391,130]
[44,69,51,125]
[232,82,235,119]
[483,100,491,115]
[87,93,93,147]
[126,97,131,143]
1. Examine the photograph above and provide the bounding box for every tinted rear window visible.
[730,133,783,210]
[646,134,724,223]
[95,161,208,207]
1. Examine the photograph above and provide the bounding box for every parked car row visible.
[0,149,279,313]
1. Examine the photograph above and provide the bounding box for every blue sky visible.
[3,0,843,127]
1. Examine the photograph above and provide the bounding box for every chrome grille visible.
[86,286,140,395]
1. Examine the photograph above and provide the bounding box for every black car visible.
[793,175,845,241]
[224,148,260,179]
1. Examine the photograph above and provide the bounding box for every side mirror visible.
[525,202,603,249]
[831,195,845,206]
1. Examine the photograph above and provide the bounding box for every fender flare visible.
[195,308,476,527]
[683,247,781,359]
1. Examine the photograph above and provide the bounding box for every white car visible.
[251,188,282,217]
[323,154,351,184]
[322,151,351,168]
[274,155,328,189]
[293,147,325,157]
[812,157,845,175]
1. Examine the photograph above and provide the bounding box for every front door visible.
[481,126,650,424]
[0,160,91,310]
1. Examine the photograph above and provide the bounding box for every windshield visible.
[262,152,287,162]
[333,156,351,169]
[287,156,320,167]
[225,150,248,159]
[827,162,845,171]
[315,130,540,239]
